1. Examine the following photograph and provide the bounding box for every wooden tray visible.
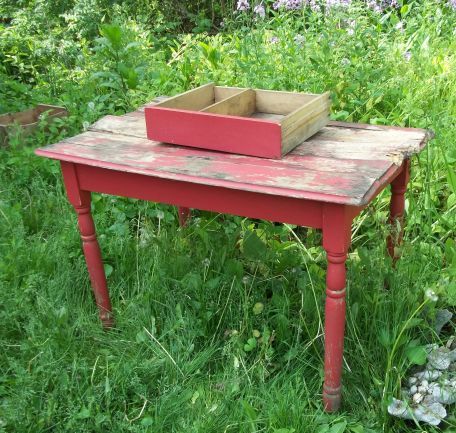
[144,83,330,159]
[0,104,68,147]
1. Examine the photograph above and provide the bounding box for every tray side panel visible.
[214,87,318,114]
[281,93,331,154]
[145,107,283,158]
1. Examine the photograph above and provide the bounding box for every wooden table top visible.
[36,102,431,206]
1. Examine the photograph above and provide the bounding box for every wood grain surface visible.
[35,101,431,206]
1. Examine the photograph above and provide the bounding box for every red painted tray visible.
[144,83,330,159]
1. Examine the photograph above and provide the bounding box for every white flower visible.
[425,289,438,302]
[294,33,306,45]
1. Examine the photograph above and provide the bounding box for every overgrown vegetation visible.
[0,0,455,432]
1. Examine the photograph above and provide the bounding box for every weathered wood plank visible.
[67,130,390,176]
[90,112,426,165]
[38,131,387,204]
[37,100,431,206]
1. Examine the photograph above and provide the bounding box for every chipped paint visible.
[35,102,431,206]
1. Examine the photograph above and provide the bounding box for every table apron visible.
[75,163,325,228]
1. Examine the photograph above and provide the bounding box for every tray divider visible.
[153,82,215,111]
[201,89,256,117]
[214,86,246,102]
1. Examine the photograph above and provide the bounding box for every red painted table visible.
[35,102,431,411]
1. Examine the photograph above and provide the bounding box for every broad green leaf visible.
[405,345,427,365]
[244,337,257,352]
[224,258,243,278]
[329,421,347,433]
[126,70,139,89]
[401,4,410,16]
[243,231,268,260]
[100,24,122,50]
[118,63,131,79]
[316,424,330,433]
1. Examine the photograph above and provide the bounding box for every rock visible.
[413,392,424,404]
[389,336,456,426]
[408,376,418,386]
[388,398,409,418]
[413,401,447,426]
[414,369,442,381]
[418,385,428,394]
[450,349,456,362]
[434,309,453,334]
[429,383,456,404]
[428,347,452,370]
[387,398,446,426]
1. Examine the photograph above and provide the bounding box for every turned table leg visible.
[178,206,191,227]
[322,204,352,412]
[61,162,114,328]
[387,159,410,263]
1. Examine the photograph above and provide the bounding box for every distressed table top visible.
[36,101,431,206]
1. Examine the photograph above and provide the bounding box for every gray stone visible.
[434,309,453,335]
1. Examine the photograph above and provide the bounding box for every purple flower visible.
[326,0,351,8]
[309,0,321,12]
[236,0,250,11]
[367,0,400,13]
[273,0,304,10]
[403,51,411,62]
[448,0,456,9]
[269,36,279,44]
[254,3,266,17]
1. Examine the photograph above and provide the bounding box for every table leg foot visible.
[323,384,342,412]
[178,206,191,227]
[387,159,410,264]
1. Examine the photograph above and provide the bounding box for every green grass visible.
[1,1,456,432]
